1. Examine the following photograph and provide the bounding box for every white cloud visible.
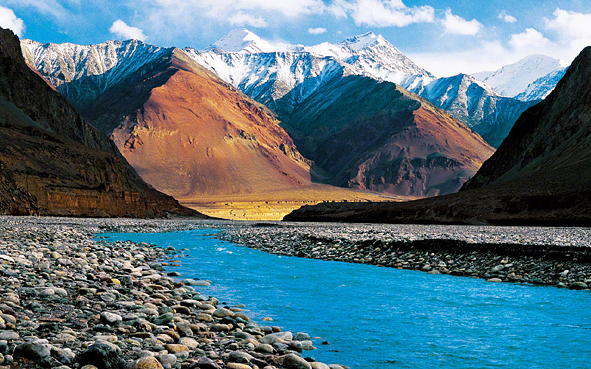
[3,0,68,20]
[109,19,147,41]
[0,6,24,36]
[509,28,552,51]
[441,9,482,35]
[545,8,591,40]
[183,0,326,18]
[229,12,268,28]
[498,10,517,23]
[308,27,327,35]
[329,0,435,27]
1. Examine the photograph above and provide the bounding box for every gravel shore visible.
[219,222,591,290]
[1,216,590,368]
[0,216,343,369]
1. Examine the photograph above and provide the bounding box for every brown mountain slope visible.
[0,27,201,217]
[285,46,591,225]
[280,76,495,197]
[78,49,314,201]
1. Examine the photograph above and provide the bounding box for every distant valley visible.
[18,28,569,219]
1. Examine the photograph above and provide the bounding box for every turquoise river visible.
[102,229,591,368]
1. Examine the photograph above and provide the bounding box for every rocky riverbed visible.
[0,216,344,369]
[218,222,591,290]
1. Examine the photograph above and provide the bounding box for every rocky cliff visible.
[74,48,314,201]
[0,28,201,217]
[285,47,591,225]
[282,75,495,197]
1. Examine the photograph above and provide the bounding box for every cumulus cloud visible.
[543,8,591,61]
[329,0,435,27]
[109,19,147,41]
[0,6,24,36]
[509,28,552,51]
[308,27,327,35]
[498,10,517,23]
[441,9,482,35]
[229,12,268,28]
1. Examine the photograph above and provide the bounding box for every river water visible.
[102,229,591,368]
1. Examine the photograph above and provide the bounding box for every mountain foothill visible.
[6,26,579,221]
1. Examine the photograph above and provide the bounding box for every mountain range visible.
[0,27,200,217]
[184,29,564,148]
[21,31,496,200]
[285,46,591,225]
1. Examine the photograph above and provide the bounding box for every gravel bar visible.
[218,222,591,289]
[0,216,343,369]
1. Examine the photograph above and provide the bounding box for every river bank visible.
[0,216,343,369]
[219,222,591,290]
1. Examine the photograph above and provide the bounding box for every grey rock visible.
[283,353,312,369]
[14,342,51,360]
[78,342,126,369]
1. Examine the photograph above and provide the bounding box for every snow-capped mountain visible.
[207,28,278,53]
[185,29,434,114]
[21,39,168,109]
[472,55,569,100]
[305,32,435,86]
[184,49,353,114]
[406,74,536,148]
[515,67,568,101]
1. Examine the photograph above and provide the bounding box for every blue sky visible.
[2,0,591,76]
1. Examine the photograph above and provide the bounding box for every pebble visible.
[0,216,346,369]
[219,223,591,289]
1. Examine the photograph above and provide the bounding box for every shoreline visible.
[0,216,344,369]
[218,222,591,290]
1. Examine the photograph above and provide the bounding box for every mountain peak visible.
[472,54,567,98]
[341,32,388,51]
[209,28,277,53]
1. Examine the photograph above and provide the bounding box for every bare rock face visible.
[285,47,591,225]
[80,49,314,201]
[0,27,201,217]
[281,76,495,197]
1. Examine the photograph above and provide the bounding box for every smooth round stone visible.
[0,331,19,340]
[213,308,234,319]
[178,337,198,349]
[229,351,253,363]
[310,363,330,369]
[226,363,251,369]
[153,313,174,325]
[157,353,177,367]
[283,353,312,369]
[487,278,503,283]
[255,344,274,354]
[100,312,123,325]
[569,282,588,290]
[294,332,311,341]
[197,356,221,369]
[163,344,189,354]
[180,299,201,307]
[428,270,440,275]
[133,356,164,369]
[13,342,51,360]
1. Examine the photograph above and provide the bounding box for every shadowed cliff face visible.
[464,46,591,194]
[0,28,201,217]
[285,47,591,226]
[280,76,495,197]
[76,49,313,200]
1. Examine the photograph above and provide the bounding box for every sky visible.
[1,0,591,76]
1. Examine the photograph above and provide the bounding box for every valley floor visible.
[181,185,403,220]
[0,216,590,368]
